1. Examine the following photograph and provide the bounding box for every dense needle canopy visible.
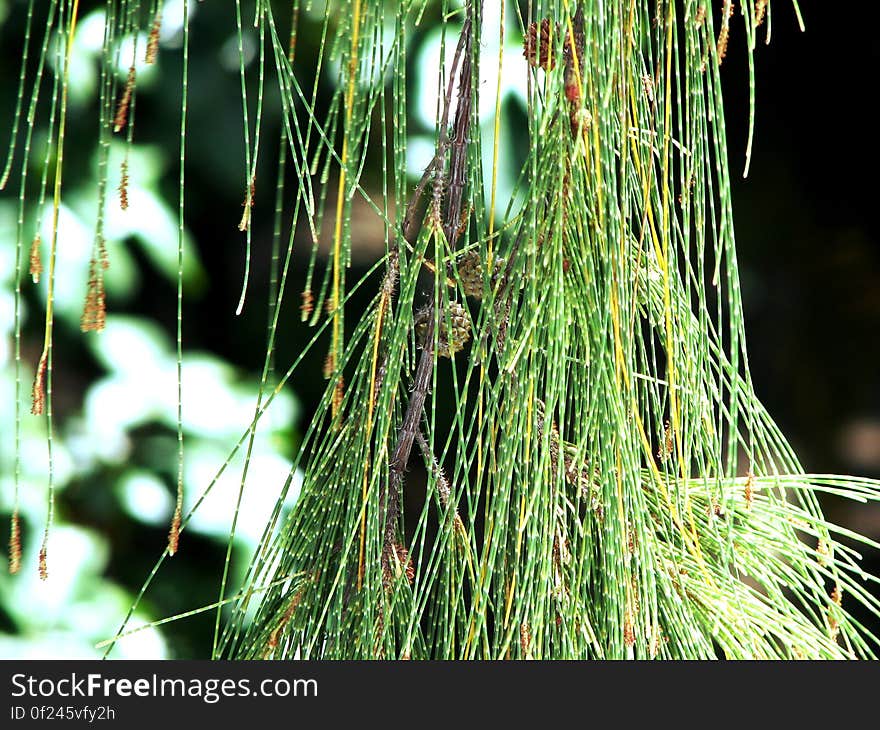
[5,0,880,659]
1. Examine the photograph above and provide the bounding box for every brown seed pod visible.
[562,6,586,102]
[382,542,415,589]
[523,18,556,71]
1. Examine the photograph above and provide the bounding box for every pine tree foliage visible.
[5,0,880,659]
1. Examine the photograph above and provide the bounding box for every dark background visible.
[721,2,880,524]
[1,1,878,657]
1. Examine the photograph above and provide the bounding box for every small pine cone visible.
[457,250,484,298]
[416,301,471,358]
[455,250,506,299]
[438,301,471,357]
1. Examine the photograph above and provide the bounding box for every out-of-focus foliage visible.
[0,1,300,657]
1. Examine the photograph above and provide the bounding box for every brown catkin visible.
[717,2,734,63]
[263,587,304,658]
[31,352,47,415]
[658,420,673,461]
[300,289,314,320]
[755,0,768,27]
[145,13,162,64]
[98,235,110,270]
[717,26,730,61]
[623,606,636,647]
[80,284,106,333]
[238,177,256,231]
[8,513,22,575]
[80,257,107,333]
[119,159,129,210]
[520,622,532,657]
[817,538,830,567]
[113,65,136,133]
[167,506,181,556]
[332,377,345,417]
[744,470,756,510]
[827,613,840,641]
[38,545,48,581]
[29,235,42,283]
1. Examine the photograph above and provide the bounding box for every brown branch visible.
[443,16,473,249]
[382,6,477,569]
